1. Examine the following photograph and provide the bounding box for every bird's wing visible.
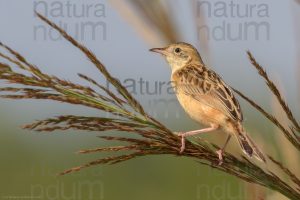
[172,64,243,121]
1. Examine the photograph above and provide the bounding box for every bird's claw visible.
[175,132,185,154]
[216,149,224,165]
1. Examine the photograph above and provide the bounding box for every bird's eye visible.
[174,48,181,54]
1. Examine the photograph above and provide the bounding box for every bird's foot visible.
[215,149,224,165]
[174,132,185,154]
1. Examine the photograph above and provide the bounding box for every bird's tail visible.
[235,131,266,163]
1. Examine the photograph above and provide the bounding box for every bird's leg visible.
[216,135,232,165]
[177,124,218,153]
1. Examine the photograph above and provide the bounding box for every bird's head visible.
[150,42,203,72]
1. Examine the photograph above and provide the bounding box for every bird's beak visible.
[149,47,168,56]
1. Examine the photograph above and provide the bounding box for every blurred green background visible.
[0,0,300,199]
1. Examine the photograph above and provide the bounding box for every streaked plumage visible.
[150,42,266,163]
[172,64,243,122]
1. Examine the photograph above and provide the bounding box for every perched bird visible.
[150,42,266,164]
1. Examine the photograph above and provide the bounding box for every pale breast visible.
[176,91,228,127]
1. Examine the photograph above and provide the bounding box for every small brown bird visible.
[150,42,266,164]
